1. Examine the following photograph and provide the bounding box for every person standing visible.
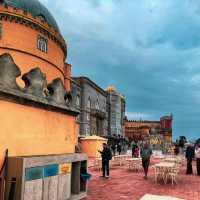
[132,142,137,157]
[117,143,122,155]
[185,144,195,175]
[174,144,180,155]
[99,143,112,178]
[134,146,140,158]
[141,142,152,179]
[195,144,200,176]
[111,144,116,156]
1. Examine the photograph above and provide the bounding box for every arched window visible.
[86,113,90,121]
[37,36,48,53]
[76,95,80,107]
[87,98,91,110]
[95,99,99,110]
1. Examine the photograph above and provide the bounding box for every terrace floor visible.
[84,160,200,200]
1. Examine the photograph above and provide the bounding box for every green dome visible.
[4,0,60,32]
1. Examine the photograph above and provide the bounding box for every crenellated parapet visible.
[0,53,78,116]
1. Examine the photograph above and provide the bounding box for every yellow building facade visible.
[0,0,77,159]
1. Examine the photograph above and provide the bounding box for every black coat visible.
[117,144,121,152]
[100,147,112,161]
[186,146,195,160]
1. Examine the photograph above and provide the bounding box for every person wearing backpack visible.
[99,143,112,178]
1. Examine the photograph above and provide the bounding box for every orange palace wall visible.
[0,21,65,83]
[0,100,78,157]
[0,5,76,166]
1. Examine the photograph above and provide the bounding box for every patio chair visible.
[113,157,121,166]
[165,167,179,185]
[153,166,166,183]
[135,161,143,172]
[127,160,136,171]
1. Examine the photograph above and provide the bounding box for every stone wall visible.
[107,91,125,136]
[72,77,108,136]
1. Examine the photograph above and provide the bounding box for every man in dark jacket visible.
[99,143,112,178]
[117,143,122,155]
[111,144,116,156]
[141,142,152,179]
[186,144,195,174]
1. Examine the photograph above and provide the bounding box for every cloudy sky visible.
[40,0,200,140]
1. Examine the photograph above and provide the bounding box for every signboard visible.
[44,164,58,178]
[59,163,71,175]
[25,164,59,181]
[25,167,43,181]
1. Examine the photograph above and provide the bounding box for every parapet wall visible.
[0,53,79,157]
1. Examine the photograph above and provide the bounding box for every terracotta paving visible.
[84,161,200,200]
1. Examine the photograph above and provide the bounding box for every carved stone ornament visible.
[47,78,67,105]
[22,67,47,97]
[0,53,21,89]
[65,92,72,107]
[0,53,78,115]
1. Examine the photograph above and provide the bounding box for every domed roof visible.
[4,0,60,32]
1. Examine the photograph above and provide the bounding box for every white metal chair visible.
[165,167,179,185]
[153,166,166,183]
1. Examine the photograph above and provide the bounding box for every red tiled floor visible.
[84,161,200,200]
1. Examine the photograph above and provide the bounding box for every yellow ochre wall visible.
[0,100,77,157]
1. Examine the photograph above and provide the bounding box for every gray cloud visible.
[40,0,200,140]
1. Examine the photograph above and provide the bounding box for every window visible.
[95,99,100,110]
[0,22,2,39]
[76,95,80,107]
[87,98,91,110]
[103,99,106,111]
[76,114,80,122]
[86,113,90,121]
[37,36,48,53]
[86,127,90,136]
